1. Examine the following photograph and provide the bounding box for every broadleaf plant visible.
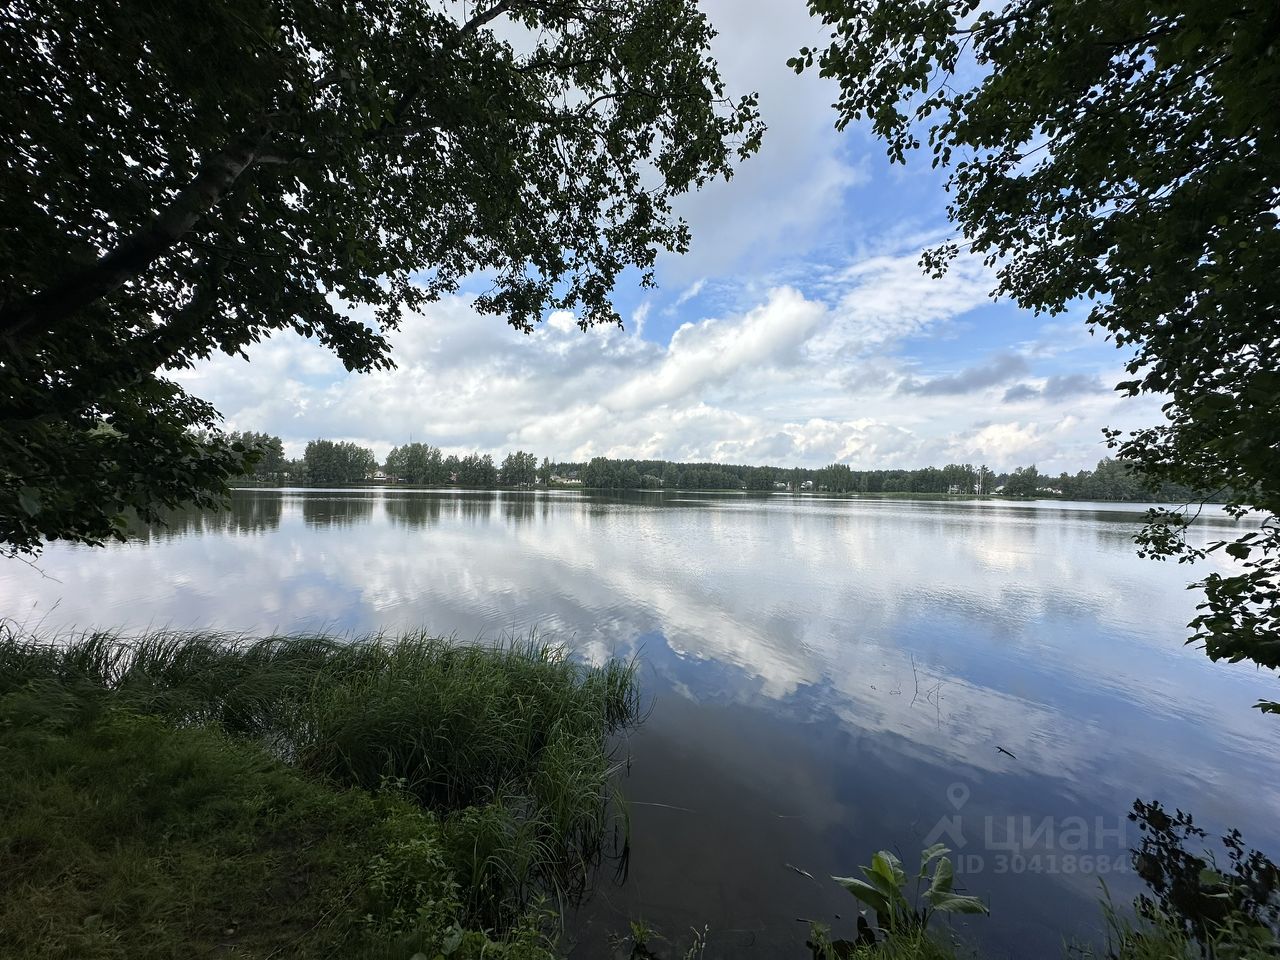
[832,845,988,942]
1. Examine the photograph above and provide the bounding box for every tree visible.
[538,457,552,486]
[580,457,615,489]
[976,465,994,496]
[1086,458,1142,502]
[1,0,763,557]
[282,457,308,482]
[1002,465,1040,499]
[500,451,537,487]
[794,0,1280,709]
[386,442,445,485]
[384,446,405,480]
[303,440,376,484]
[227,431,286,479]
[454,453,498,487]
[819,463,855,493]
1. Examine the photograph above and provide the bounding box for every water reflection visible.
[500,492,539,524]
[301,492,376,527]
[384,492,446,528]
[0,491,1273,957]
[132,491,284,541]
[459,495,493,524]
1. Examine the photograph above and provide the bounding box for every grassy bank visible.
[0,628,640,959]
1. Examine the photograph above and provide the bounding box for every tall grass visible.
[0,624,641,924]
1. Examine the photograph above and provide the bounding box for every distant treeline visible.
[229,434,544,487]
[556,455,1209,502]
[228,431,1208,502]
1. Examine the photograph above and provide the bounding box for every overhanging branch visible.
[0,125,273,345]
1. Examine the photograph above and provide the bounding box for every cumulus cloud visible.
[811,246,994,357]
[605,286,824,411]
[947,421,1060,464]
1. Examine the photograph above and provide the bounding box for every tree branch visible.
[0,125,273,345]
[0,1,520,348]
[389,0,520,121]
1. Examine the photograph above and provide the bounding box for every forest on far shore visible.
[225,432,1209,503]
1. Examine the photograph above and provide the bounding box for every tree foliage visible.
[499,451,538,487]
[454,453,498,487]
[1001,465,1041,499]
[0,0,762,557]
[303,440,377,485]
[570,456,1033,495]
[226,431,286,479]
[793,0,1280,706]
[384,443,447,485]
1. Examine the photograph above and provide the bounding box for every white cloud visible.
[546,310,576,333]
[605,286,823,411]
[176,236,1148,475]
[672,279,706,308]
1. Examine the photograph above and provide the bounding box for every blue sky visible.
[177,0,1160,473]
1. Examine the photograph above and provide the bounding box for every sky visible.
[176,0,1162,475]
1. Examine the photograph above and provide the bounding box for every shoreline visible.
[226,481,1214,509]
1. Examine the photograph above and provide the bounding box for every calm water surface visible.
[3,489,1277,958]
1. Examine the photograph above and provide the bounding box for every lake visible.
[3,488,1277,957]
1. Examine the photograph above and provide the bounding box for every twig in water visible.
[631,801,695,813]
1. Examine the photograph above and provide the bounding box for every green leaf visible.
[871,850,906,888]
[919,843,950,875]
[929,856,955,896]
[833,875,891,916]
[17,487,42,516]
[441,924,463,955]
[1224,542,1251,560]
[926,891,988,915]
[1198,868,1225,887]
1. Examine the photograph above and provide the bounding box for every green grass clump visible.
[0,627,640,956]
[0,679,554,959]
[1066,893,1280,960]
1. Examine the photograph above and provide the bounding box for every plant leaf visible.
[929,855,955,896]
[871,850,906,889]
[926,891,989,915]
[919,843,950,876]
[833,875,891,916]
